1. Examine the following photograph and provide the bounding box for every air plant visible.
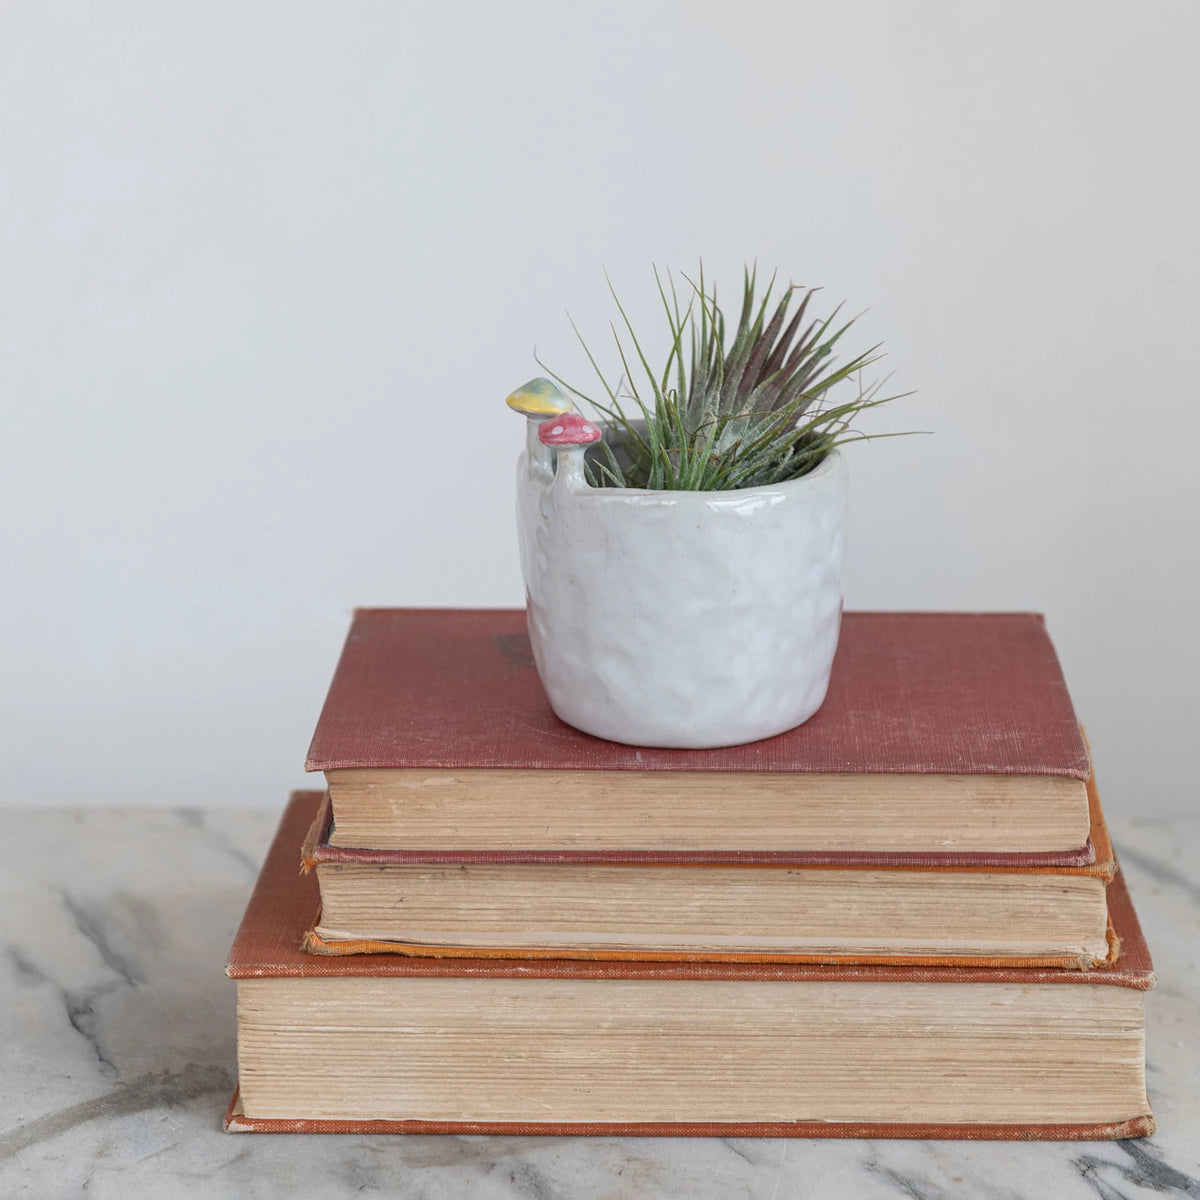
[540,266,909,491]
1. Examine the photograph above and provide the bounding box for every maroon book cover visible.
[306,610,1091,777]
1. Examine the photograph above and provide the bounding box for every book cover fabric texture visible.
[306,609,1091,777]
[224,1088,1154,1140]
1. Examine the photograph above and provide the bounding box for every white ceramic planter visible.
[516,440,848,749]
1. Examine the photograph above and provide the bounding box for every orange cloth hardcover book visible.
[299,777,1118,967]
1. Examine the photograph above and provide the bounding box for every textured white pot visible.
[516,444,847,749]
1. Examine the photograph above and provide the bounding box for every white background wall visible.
[3,1,1197,816]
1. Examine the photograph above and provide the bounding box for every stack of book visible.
[225,609,1154,1138]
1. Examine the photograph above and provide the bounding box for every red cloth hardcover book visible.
[307,609,1091,776]
[305,610,1095,857]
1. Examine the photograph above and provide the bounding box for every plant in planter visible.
[507,266,905,749]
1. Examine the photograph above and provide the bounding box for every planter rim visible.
[571,445,844,501]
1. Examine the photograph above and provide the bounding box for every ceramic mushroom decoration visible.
[536,412,602,484]
[505,377,572,482]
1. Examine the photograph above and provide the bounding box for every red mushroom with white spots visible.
[538,412,603,486]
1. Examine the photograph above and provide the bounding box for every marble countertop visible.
[3,804,1197,1200]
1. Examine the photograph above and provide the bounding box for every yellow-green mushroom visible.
[506,377,572,481]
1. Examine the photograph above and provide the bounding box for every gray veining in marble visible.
[2,805,1198,1199]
